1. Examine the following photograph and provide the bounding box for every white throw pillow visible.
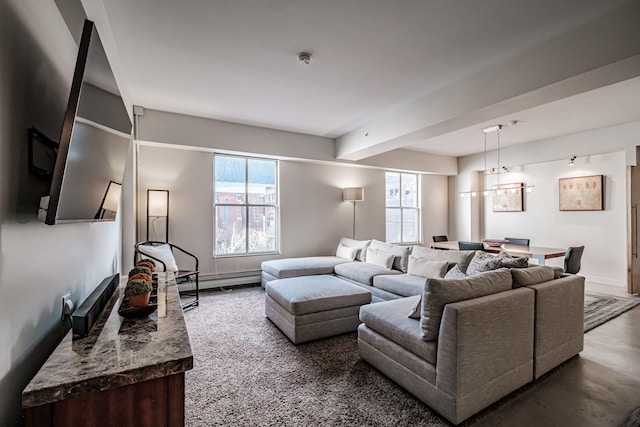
[336,244,358,261]
[365,247,394,269]
[407,257,448,279]
[138,244,179,272]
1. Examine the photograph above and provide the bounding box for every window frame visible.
[213,154,279,258]
[385,171,421,244]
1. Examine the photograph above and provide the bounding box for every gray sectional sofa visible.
[261,237,585,425]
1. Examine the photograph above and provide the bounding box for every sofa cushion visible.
[366,247,394,269]
[407,257,448,279]
[261,256,350,279]
[420,268,513,341]
[511,266,555,288]
[359,296,438,364]
[373,274,425,297]
[336,244,358,261]
[370,240,411,273]
[339,237,372,262]
[498,255,530,269]
[334,262,401,286]
[444,264,467,279]
[410,245,476,274]
[465,251,502,275]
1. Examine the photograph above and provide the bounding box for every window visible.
[214,155,278,256]
[385,171,420,243]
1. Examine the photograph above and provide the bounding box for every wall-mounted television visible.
[42,19,131,225]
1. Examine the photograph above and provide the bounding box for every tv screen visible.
[44,19,131,224]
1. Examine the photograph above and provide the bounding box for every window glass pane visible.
[215,156,245,204]
[248,206,276,252]
[248,159,276,205]
[401,173,418,207]
[215,205,246,255]
[385,172,400,207]
[402,209,419,242]
[385,208,401,243]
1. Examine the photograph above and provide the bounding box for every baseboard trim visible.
[177,272,261,292]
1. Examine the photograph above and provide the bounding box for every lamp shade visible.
[148,190,169,217]
[343,187,364,202]
[101,181,122,212]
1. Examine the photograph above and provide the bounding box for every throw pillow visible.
[465,251,502,275]
[511,266,555,288]
[411,245,476,274]
[407,257,448,279]
[444,264,467,279]
[420,268,513,341]
[552,266,565,279]
[339,237,372,262]
[137,244,179,272]
[365,247,394,269]
[498,255,529,269]
[370,240,411,273]
[336,243,358,261]
[408,297,422,319]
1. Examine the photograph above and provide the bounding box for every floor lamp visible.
[147,189,169,241]
[343,187,364,239]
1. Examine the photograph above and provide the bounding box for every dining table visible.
[429,240,567,265]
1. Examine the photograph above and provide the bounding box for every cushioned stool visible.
[265,275,372,344]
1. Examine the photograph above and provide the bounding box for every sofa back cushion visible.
[336,244,358,260]
[370,240,411,273]
[407,257,448,279]
[420,268,513,341]
[511,265,555,288]
[366,247,394,269]
[411,245,476,274]
[339,237,372,262]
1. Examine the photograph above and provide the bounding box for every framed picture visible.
[559,175,604,211]
[492,182,524,212]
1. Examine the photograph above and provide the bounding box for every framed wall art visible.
[559,175,604,211]
[492,182,524,212]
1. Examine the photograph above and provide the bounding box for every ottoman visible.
[265,275,372,344]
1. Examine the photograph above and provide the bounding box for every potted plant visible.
[128,266,151,278]
[136,259,156,272]
[125,279,153,307]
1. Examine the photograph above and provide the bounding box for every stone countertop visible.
[22,273,193,409]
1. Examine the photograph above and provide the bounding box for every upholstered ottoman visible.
[261,256,352,287]
[265,275,372,344]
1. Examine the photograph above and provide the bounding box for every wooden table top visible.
[430,241,566,259]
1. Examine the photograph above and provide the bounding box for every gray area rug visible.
[584,292,640,332]
[183,286,640,426]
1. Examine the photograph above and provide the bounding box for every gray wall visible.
[137,143,449,277]
[0,1,123,424]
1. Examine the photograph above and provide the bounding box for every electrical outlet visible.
[61,294,74,320]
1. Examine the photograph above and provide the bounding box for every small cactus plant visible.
[128,266,151,277]
[136,259,156,272]
[125,279,153,297]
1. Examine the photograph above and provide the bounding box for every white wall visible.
[452,122,640,288]
[137,143,448,277]
[0,0,124,424]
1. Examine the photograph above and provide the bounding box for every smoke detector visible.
[298,52,312,65]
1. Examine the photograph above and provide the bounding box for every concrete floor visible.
[471,282,640,426]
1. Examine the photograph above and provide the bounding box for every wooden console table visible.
[22,273,193,426]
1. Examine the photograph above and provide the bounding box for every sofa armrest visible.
[527,274,585,378]
[436,287,535,398]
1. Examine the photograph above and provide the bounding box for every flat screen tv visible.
[43,19,131,224]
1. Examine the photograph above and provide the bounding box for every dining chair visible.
[432,235,448,242]
[564,246,585,274]
[505,237,530,246]
[458,241,485,251]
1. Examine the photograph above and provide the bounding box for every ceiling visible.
[96,0,640,158]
